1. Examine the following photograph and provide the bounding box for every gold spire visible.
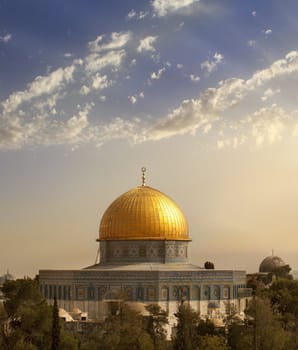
[141,167,146,186]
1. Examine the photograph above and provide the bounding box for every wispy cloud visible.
[150,67,166,80]
[217,105,293,149]
[1,24,298,154]
[263,29,273,35]
[190,74,200,82]
[137,36,157,53]
[143,51,298,145]
[201,52,224,74]
[84,50,126,75]
[87,32,131,53]
[2,65,76,113]
[0,31,134,150]
[129,95,137,104]
[127,9,137,19]
[0,33,12,43]
[126,9,148,20]
[152,0,200,17]
[248,40,257,48]
[261,88,280,102]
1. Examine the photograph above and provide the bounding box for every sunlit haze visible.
[1,0,298,277]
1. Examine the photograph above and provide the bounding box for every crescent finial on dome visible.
[141,167,146,186]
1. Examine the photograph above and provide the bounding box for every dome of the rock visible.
[99,185,189,241]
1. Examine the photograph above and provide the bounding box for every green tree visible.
[1,278,52,349]
[267,278,298,347]
[60,330,78,350]
[0,303,9,349]
[197,335,228,350]
[197,318,217,336]
[268,278,298,317]
[87,302,154,350]
[145,304,168,350]
[0,278,78,350]
[172,302,199,350]
[227,323,253,350]
[52,295,60,350]
[271,264,292,280]
[234,296,291,350]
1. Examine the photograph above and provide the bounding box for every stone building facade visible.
[39,170,251,328]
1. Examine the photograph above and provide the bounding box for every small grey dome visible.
[0,271,14,283]
[259,255,285,273]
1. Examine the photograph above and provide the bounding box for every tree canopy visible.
[1,276,298,349]
[0,278,77,350]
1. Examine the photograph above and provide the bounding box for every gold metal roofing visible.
[99,185,189,241]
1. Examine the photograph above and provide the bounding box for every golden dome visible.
[99,185,189,241]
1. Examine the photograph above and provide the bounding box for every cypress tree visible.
[52,295,60,350]
[173,302,199,350]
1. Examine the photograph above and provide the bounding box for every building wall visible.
[39,268,251,321]
[99,240,190,264]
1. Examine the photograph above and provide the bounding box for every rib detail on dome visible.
[99,186,189,241]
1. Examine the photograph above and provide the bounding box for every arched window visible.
[203,286,210,300]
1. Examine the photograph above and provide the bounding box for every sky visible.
[1,0,298,277]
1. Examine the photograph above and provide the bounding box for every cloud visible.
[80,74,110,95]
[130,59,137,66]
[261,88,280,102]
[129,95,137,104]
[201,52,224,74]
[0,103,93,150]
[80,85,90,95]
[138,11,148,19]
[252,11,256,17]
[127,9,137,19]
[88,32,131,53]
[2,65,76,113]
[217,105,293,149]
[84,32,132,76]
[52,105,91,143]
[152,0,200,16]
[248,40,256,48]
[190,74,200,82]
[143,51,298,143]
[264,29,272,35]
[127,9,148,20]
[137,36,157,53]
[145,98,217,141]
[91,74,110,90]
[249,106,286,146]
[86,117,142,147]
[0,30,133,150]
[150,67,165,80]
[0,33,12,43]
[1,42,298,151]
[84,50,126,75]
[217,105,296,149]
[217,136,246,149]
